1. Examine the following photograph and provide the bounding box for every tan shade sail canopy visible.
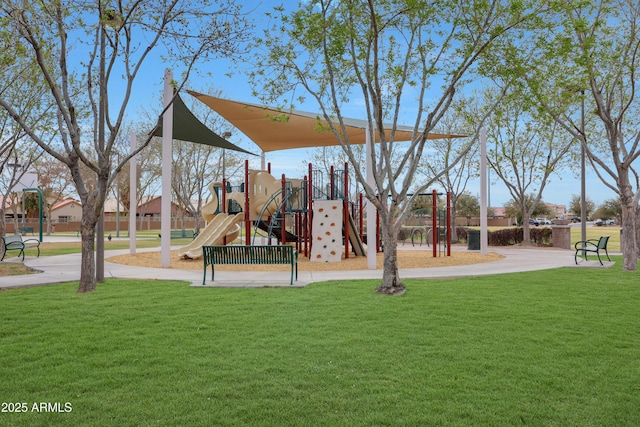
[187,90,465,152]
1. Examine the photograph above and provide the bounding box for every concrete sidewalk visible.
[1,244,612,290]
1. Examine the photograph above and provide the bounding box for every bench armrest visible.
[574,240,597,250]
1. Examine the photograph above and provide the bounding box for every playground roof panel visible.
[152,93,255,155]
[187,90,465,153]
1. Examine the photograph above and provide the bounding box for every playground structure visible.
[178,159,452,262]
[405,190,453,258]
[179,161,367,261]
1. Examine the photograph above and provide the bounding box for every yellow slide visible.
[178,213,243,260]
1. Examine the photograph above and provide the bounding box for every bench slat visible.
[202,245,297,286]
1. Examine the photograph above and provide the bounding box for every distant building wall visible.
[4,217,205,235]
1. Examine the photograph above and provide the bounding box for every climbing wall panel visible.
[311,200,343,262]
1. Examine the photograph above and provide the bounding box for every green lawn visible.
[1,261,639,426]
[570,225,621,251]
[36,239,165,257]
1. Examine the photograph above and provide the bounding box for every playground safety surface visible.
[106,245,504,272]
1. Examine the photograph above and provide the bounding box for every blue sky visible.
[118,2,617,211]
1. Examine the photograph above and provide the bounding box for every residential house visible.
[545,202,568,220]
[136,196,193,219]
[50,198,82,223]
[103,198,127,220]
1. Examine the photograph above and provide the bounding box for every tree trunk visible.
[636,208,640,264]
[620,192,638,271]
[522,212,532,245]
[77,205,98,293]
[0,207,5,259]
[450,205,459,243]
[375,224,406,296]
[46,214,52,236]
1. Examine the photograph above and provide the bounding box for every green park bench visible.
[21,226,34,235]
[202,245,298,286]
[574,235,612,266]
[1,234,41,261]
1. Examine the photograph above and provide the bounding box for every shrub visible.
[461,227,553,247]
[530,227,553,246]
[488,227,523,246]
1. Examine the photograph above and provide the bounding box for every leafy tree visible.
[484,86,574,244]
[35,155,74,235]
[0,1,249,292]
[517,0,640,270]
[568,194,595,220]
[410,193,440,216]
[503,194,551,226]
[422,96,481,241]
[456,192,480,226]
[252,0,542,295]
[116,124,164,230]
[593,198,622,222]
[0,52,50,239]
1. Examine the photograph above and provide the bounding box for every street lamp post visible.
[115,158,120,238]
[96,9,122,281]
[580,90,587,247]
[96,14,107,282]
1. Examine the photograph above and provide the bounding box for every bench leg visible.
[202,264,215,285]
[289,260,299,286]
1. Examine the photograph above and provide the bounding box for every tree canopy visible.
[0,0,249,291]
[251,0,544,294]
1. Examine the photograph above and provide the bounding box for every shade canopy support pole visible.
[161,69,173,268]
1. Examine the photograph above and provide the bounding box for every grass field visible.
[1,259,639,426]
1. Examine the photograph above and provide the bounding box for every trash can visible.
[467,229,480,250]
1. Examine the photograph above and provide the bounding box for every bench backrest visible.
[2,235,23,246]
[203,245,294,265]
[598,235,610,249]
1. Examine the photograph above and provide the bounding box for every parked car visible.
[594,218,603,226]
[534,218,551,226]
[605,219,616,225]
[571,217,581,223]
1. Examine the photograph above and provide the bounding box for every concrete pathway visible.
[1,240,614,290]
